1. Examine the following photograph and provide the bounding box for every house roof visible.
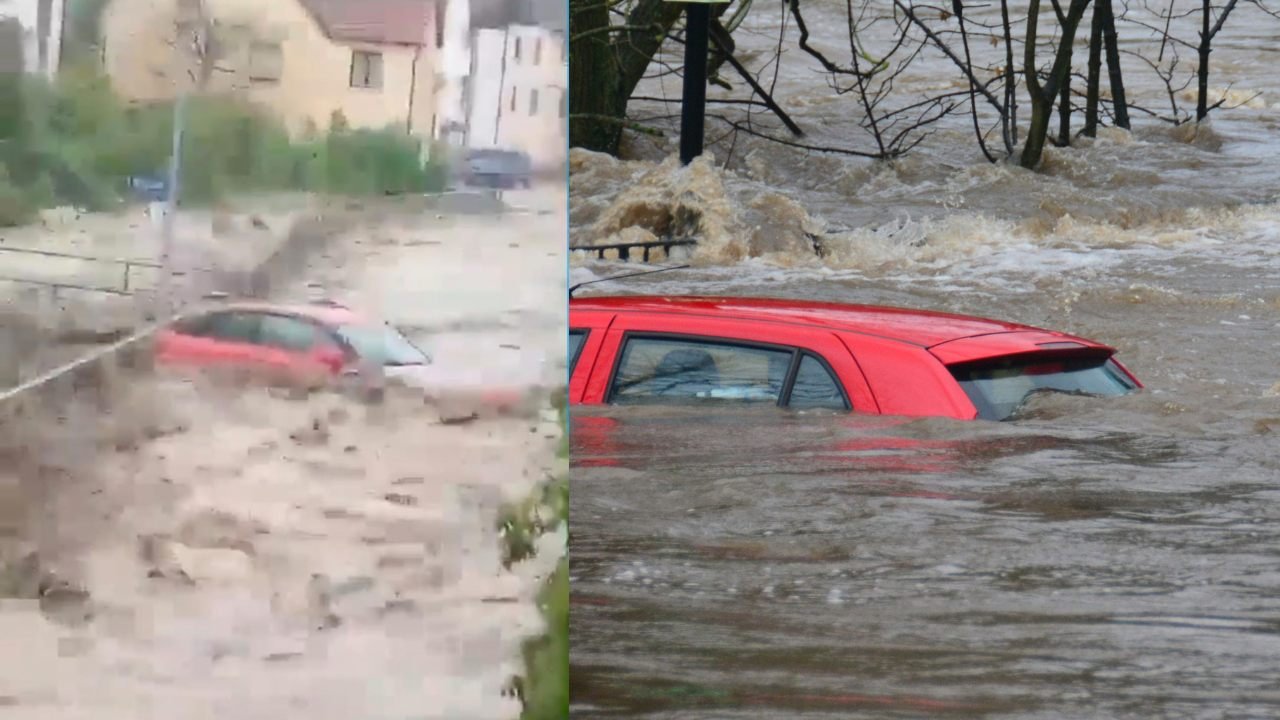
[298,0,439,46]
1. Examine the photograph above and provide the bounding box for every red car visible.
[569,296,1142,421]
[154,299,430,385]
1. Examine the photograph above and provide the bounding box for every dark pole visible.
[679,2,711,165]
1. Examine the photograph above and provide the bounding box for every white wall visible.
[435,0,471,144]
[0,0,64,77]
[465,27,505,149]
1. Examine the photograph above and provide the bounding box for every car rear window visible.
[336,324,429,366]
[951,357,1138,421]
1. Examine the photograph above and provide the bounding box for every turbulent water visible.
[569,0,1280,716]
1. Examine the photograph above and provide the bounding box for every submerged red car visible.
[569,296,1142,421]
[154,299,430,382]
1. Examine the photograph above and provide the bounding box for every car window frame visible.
[256,311,337,354]
[334,322,430,366]
[190,310,263,345]
[782,349,852,411]
[569,328,589,375]
[171,313,213,337]
[605,331,849,410]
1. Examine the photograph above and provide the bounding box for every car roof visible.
[569,295,1051,347]
[194,300,369,327]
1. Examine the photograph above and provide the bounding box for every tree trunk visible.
[1056,40,1074,146]
[1098,0,1129,129]
[568,0,624,153]
[1083,4,1103,137]
[569,0,685,155]
[1021,0,1092,168]
[616,0,686,105]
[1196,0,1211,120]
[1000,0,1018,149]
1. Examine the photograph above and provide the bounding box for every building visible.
[464,25,564,172]
[432,0,565,173]
[0,0,66,78]
[100,0,442,139]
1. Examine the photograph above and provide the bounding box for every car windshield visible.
[951,357,1137,421]
[336,324,429,366]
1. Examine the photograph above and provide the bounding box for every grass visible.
[499,390,568,719]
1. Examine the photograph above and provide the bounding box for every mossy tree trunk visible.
[1020,0,1092,169]
[569,0,686,155]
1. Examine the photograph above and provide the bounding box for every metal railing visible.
[0,245,162,294]
[0,322,166,407]
[569,239,697,263]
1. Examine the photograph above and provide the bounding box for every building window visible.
[350,50,383,89]
[248,41,283,83]
[529,88,538,116]
[510,86,517,112]
[513,37,522,63]
[534,38,542,65]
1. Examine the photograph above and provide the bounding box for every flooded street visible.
[569,0,1280,714]
[0,188,567,718]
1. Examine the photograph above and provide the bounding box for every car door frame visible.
[162,309,266,366]
[582,312,877,413]
[568,310,616,404]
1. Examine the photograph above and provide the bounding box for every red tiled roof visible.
[298,0,438,46]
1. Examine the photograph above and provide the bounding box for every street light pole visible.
[157,90,187,316]
[679,2,712,165]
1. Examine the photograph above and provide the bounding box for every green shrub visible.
[5,66,446,223]
[303,125,433,196]
[500,396,569,720]
[24,171,56,209]
[521,557,568,720]
[0,168,34,227]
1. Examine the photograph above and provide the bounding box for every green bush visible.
[0,165,35,227]
[500,396,569,720]
[302,125,437,196]
[2,64,448,224]
[521,557,568,720]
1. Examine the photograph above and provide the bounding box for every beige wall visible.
[101,0,439,140]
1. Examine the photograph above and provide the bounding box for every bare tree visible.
[571,0,1276,170]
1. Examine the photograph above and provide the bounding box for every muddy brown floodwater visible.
[569,1,1280,716]
[0,188,567,719]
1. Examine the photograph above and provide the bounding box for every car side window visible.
[172,314,212,336]
[786,354,849,411]
[612,336,794,405]
[203,312,260,344]
[259,314,325,353]
[569,329,588,374]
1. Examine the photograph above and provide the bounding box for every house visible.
[100,0,443,140]
[0,0,66,78]
[431,0,565,173]
[463,25,564,173]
